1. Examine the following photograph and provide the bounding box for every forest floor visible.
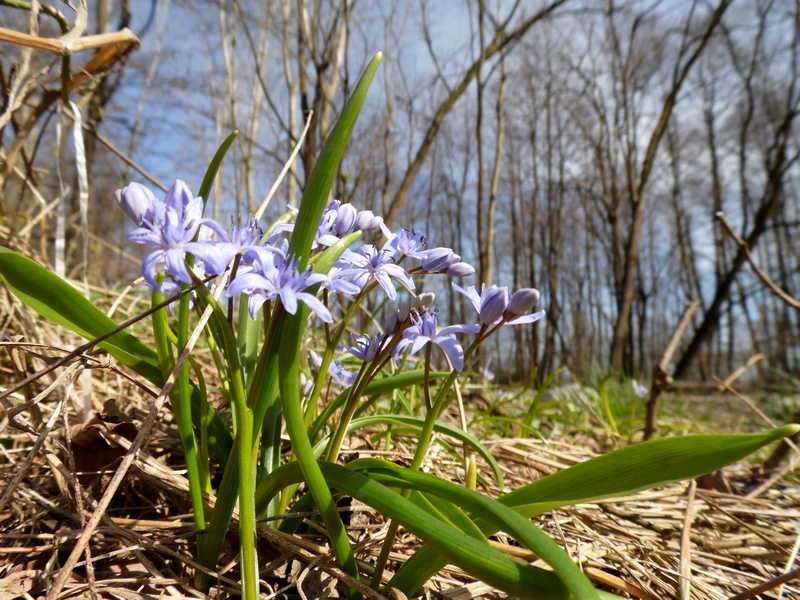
[1,322,798,599]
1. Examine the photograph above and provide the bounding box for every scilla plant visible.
[0,53,797,600]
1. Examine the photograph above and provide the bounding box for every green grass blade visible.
[339,415,504,487]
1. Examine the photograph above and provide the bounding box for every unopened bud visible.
[421,247,458,272]
[353,210,383,231]
[446,262,475,277]
[507,288,540,317]
[414,292,436,311]
[334,203,358,235]
[479,286,509,324]
[116,182,156,225]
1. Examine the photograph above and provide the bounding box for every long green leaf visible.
[198,129,238,205]
[288,54,382,269]
[389,425,799,596]
[0,247,160,379]
[255,460,595,600]
[0,246,233,465]
[277,53,382,598]
[503,425,799,513]
[346,459,600,600]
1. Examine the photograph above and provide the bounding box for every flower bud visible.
[334,203,358,235]
[414,292,436,311]
[384,311,402,335]
[353,210,383,231]
[164,179,195,211]
[116,182,156,225]
[421,247,458,272]
[506,288,540,317]
[479,286,509,324]
[446,261,475,277]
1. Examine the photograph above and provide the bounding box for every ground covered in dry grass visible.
[2,289,799,600]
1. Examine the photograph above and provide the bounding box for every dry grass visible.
[2,283,799,599]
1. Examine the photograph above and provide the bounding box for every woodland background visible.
[1,0,799,386]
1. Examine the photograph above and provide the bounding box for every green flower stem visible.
[279,312,361,598]
[372,333,485,588]
[188,357,212,493]
[198,309,284,591]
[175,292,207,535]
[188,275,258,599]
[303,280,377,428]
[325,363,370,462]
[325,324,410,463]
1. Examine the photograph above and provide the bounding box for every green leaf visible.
[275,53,382,599]
[0,246,233,466]
[0,247,161,380]
[389,425,799,596]
[338,414,504,488]
[502,425,800,514]
[255,460,588,600]
[198,130,238,205]
[288,53,382,269]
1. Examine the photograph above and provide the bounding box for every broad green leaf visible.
[0,247,161,380]
[255,460,601,600]
[389,425,799,596]
[503,425,800,513]
[0,247,233,465]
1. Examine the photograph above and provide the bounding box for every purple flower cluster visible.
[116,180,546,378]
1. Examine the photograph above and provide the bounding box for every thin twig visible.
[727,567,800,600]
[253,110,313,222]
[716,211,800,309]
[644,300,701,440]
[0,278,205,403]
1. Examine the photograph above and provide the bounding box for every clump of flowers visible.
[117,180,545,381]
[114,177,547,598]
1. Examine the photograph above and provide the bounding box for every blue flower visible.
[329,360,358,387]
[342,333,386,363]
[453,283,507,324]
[632,379,649,398]
[395,309,479,371]
[197,216,266,277]
[341,242,415,300]
[226,255,332,323]
[382,225,428,258]
[120,180,221,290]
